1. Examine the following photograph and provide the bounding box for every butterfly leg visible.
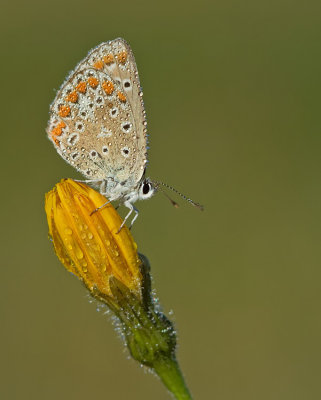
[89,180,117,216]
[117,201,136,233]
[129,205,139,230]
[74,179,101,184]
[90,199,112,216]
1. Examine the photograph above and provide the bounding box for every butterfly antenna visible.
[162,190,180,208]
[154,181,204,211]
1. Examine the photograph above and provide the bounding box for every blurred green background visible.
[1,0,321,399]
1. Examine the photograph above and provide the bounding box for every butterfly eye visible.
[139,180,155,201]
[143,183,150,195]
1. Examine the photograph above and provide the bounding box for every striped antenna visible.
[154,181,204,211]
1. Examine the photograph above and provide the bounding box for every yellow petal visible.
[45,179,142,298]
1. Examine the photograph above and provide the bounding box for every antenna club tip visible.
[193,203,204,211]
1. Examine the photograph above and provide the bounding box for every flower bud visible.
[45,179,142,299]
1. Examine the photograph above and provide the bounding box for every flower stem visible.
[153,356,193,400]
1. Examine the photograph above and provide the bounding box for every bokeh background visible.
[1,1,321,399]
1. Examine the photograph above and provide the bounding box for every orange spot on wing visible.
[76,81,87,93]
[117,91,126,103]
[93,60,104,70]
[88,77,99,88]
[117,51,127,64]
[58,105,71,118]
[66,91,78,103]
[51,121,66,137]
[102,80,114,95]
[103,54,114,65]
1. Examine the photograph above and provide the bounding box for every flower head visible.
[45,179,142,299]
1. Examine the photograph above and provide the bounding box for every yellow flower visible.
[44,179,192,399]
[45,179,142,299]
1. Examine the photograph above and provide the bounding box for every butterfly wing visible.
[47,38,148,189]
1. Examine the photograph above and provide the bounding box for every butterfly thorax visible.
[100,176,156,204]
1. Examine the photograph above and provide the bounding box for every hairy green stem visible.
[153,356,193,400]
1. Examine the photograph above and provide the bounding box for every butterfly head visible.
[137,178,157,201]
[136,177,204,210]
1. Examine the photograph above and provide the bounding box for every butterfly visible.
[47,38,202,231]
